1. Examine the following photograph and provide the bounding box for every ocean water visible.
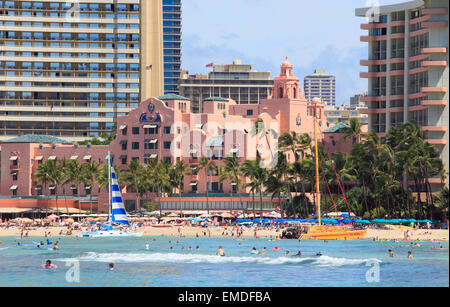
[0,236,448,287]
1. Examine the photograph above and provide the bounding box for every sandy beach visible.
[0,226,448,242]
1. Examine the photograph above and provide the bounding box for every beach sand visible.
[0,226,448,242]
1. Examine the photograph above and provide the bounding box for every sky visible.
[181,0,402,105]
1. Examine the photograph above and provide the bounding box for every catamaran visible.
[298,116,367,240]
[78,152,143,238]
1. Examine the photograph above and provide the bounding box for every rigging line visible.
[319,159,338,214]
[316,125,353,215]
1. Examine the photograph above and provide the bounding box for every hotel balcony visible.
[422,87,448,93]
[422,48,447,54]
[425,139,447,146]
[361,108,386,114]
[422,60,448,67]
[409,104,428,112]
[360,35,386,42]
[422,8,449,15]
[421,126,447,133]
[421,100,447,107]
[360,70,404,78]
[423,21,449,28]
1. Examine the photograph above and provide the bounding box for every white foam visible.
[56,252,381,267]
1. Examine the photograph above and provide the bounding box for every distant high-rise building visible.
[350,92,369,107]
[162,0,182,95]
[179,59,274,113]
[356,0,449,189]
[0,0,181,142]
[304,69,336,106]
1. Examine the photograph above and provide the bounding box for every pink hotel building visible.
[0,60,352,213]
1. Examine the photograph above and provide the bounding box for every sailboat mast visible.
[314,117,322,226]
[107,151,112,222]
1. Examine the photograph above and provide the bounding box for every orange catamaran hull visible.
[302,226,367,240]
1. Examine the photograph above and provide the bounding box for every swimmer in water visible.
[188,246,192,251]
[408,251,413,259]
[109,263,114,271]
[146,244,150,250]
[296,251,302,256]
[250,247,260,255]
[388,249,396,258]
[284,250,290,256]
[262,247,267,253]
[216,246,226,257]
[196,246,200,251]
[53,242,59,250]
[316,252,323,257]
[41,260,57,269]
[272,247,281,251]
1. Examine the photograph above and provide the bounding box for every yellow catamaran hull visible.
[302,226,367,240]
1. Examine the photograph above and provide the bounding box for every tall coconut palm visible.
[35,161,52,217]
[121,159,146,212]
[173,160,191,215]
[58,158,71,215]
[81,160,101,214]
[342,118,365,144]
[219,156,244,212]
[199,157,216,214]
[67,159,83,212]
[47,159,62,215]
[241,159,259,217]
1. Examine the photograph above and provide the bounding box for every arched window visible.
[279,87,283,98]
[293,87,297,99]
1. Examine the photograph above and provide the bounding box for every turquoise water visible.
[0,236,448,287]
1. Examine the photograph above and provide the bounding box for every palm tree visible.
[67,159,83,212]
[121,160,146,212]
[35,161,52,217]
[153,160,172,216]
[173,160,191,215]
[81,160,101,214]
[240,158,268,220]
[47,159,62,215]
[58,158,71,215]
[220,156,244,212]
[199,157,216,214]
[342,118,365,144]
[241,159,259,218]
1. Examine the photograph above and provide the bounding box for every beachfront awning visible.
[206,136,224,147]
[35,156,43,161]
[0,208,32,214]
[150,139,158,144]
[190,182,198,186]
[190,149,198,154]
[9,156,18,161]
[231,182,237,186]
[83,155,92,160]
[195,124,204,129]
[119,125,127,130]
[48,186,56,190]
[10,185,18,190]
[70,156,78,160]
[150,154,158,159]
[229,148,239,154]
[48,156,57,160]
[10,172,18,176]
[143,124,158,129]
[120,140,127,145]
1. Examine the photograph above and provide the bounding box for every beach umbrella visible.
[65,218,75,224]
[167,213,179,217]
[221,213,235,219]
[47,214,59,221]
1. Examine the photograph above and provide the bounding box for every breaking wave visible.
[56,252,381,267]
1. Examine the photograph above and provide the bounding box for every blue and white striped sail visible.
[110,165,130,226]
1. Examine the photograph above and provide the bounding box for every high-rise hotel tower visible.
[356,0,449,187]
[0,0,182,142]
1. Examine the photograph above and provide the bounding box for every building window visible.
[12,189,18,197]
[132,127,140,135]
[122,127,128,135]
[247,110,254,116]
[132,142,140,150]
[164,142,171,149]
[121,142,127,150]
[164,126,171,134]
[11,172,18,181]
[121,156,127,165]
